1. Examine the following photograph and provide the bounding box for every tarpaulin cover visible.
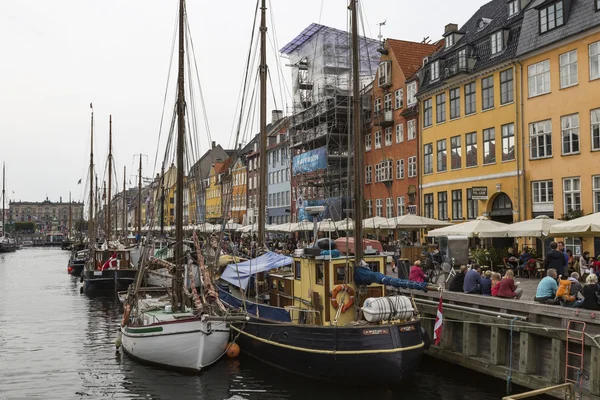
[354,266,428,292]
[218,288,292,322]
[221,252,293,289]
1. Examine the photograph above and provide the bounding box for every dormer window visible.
[445,34,455,49]
[431,61,440,82]
[540,1,564,33]
[458,49,467,70]
[490,31,504,55]
[377,61,392,87]
[508,0,520,17]
[477,18,492,31]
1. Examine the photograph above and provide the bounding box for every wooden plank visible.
[442,320,454,351]
[519,332,537,374]
[591,346,600,396]
[551,338,565,384]
[491,326,507,365]
[463,321,478,357]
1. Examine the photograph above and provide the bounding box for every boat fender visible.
[80,275,84,283]
[421,327,431,350]
[79,286,83,294]
[115,330,122,349]
[122,304,131,327]
[331,284,355,313]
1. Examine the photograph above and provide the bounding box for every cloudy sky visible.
[0,0,482,205]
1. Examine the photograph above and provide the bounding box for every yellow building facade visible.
[231,158,247,224]
[206,163,223,222]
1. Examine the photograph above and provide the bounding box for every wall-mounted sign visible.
[471,186,488,200]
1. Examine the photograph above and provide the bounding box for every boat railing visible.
[284,306,322,324]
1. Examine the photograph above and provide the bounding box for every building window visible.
[458,49,467,71]
[374,98,382,116]
[559,50,578,89]
[365,133,372,151]
[563,177,581,213]
[532,180,554,212]
[590,41,600,80]
[377,61,391,87]
[592,108,600,151]
[450,88,460,119]
[500,68,514,104]
[501,123,515,161]
[466,132,477,167]
[445,34,454,49]
[376,198,383,217]
[384,93,392,112]
[365,165,372,184]
[452,190,463,220]
[424,143,433,174]
[530,120,552,159]
[408,156,417,177]
[508,0,520,16]
[431,61,440,81]
[490,31,503,55]
[466,188,478,219]
[561,114,580,155]
[437,139,447,172]
[381,160,393,181]
[384,127,393,146]
[407,82,417,106]
[483,128,496,164]
[540,1,564,33]
[438,192,448,221]
[481,76,494,110]
[594,176,600,213]
[528,60,551,97]
[465,82,476,115]
[397,196,405,216]
[386,198,394,217]
[396,159,405,179]
[374,163,381,183]
[395,88,403,109]
[424,194,434,218]
[375,131,382,149]
[366,200,372,217]
[423,98,433,128]
[407,119,416,140]
[396,123,404,143]
[597,0,600,11]
[436,93,446,123]
[451,135,462,169]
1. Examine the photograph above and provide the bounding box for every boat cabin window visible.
[315,264,324,285]
[334,266,346,284]
[271,280,277,290]
[278,281,285,292]
[294,261,301,280]
[366,261,381,273]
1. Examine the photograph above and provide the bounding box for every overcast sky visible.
[0,0,483,205]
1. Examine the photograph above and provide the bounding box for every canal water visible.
[1,248,525,399]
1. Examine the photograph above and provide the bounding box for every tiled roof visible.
[418,0,524,94]
[217,158,232,174]
[516,0,600,57]
[387,39,440,78]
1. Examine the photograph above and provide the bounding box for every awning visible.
[221,252,293,289]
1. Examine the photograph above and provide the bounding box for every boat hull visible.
[230,317,425,386]
[83,269,137,294]
[121,318,230,371]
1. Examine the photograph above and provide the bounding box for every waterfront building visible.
[152,164,177,228]
[246,137,260,226]
[516,0,600,253]
[9,198,84,231]
[417,0,524,224]
[230,157,248,225]
[364,38,439,220]
[266,113,291,225]
[205,159,232,224]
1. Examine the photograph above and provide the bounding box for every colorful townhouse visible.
[516,0,600,254]
[418,0,524,224]
[266,113,291,225]
[230,157,248,225]
[205,160,231,224]
[364,38,439,220]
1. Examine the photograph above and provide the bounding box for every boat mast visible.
[257,0,267,248]
[89,107,95,250]
[107,115,113,242]
[103,182,107,240]
[2,162,5,237]
[69,191,72,239]
[171,0,186,312]
[138,155,142,239]
[350,0,364,263]
[123,166,126,237]
[160,164,165,235]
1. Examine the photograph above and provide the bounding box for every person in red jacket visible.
[496,270,523,299]
[409,260,428,283]
[491,272,502,296]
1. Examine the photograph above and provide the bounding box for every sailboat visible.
[218,0,434,385]
[0,163,18,253]
[118,0,240,372]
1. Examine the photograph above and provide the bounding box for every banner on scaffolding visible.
[292,146,327,175]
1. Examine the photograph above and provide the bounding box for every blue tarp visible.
[221,252,293,289]
[354,266,429,292]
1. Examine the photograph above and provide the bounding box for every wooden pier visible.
[398,284,600,399]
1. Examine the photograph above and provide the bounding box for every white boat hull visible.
[121,316,230,371]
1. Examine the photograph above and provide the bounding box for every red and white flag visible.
[433,293,443,346]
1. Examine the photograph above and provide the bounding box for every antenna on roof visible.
[377,20,386,42]
[421,36,431,44]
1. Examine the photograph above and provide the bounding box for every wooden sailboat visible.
[218,0,433,385]
[118,0,237,372]
[0,163,18,253]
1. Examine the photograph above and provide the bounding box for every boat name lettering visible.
[362,328,389,336]
[399,325,416,332]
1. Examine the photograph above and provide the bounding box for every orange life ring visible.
[331,284,354,313]
[122,304,131,327]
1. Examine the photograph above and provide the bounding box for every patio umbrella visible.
[335,218,354,231]
[363,216,396,230]
[317,219,337,232]
[427,216,508,238]
[224,220,242,231]
[393,214,452,229]
[549,212,600,237]
[292,221,314,232]
[498,215,562,237]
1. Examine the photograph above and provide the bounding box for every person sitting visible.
[544,242,567,278]
[496,270,523,299]
[505,247,519,270]
[558,272,584,307]
[535,268,559,304]
[518,248,534,271]
[579,274,600,310]
[491,272,502,296]
[481,270,492,296]
[580,251,594,276]
[409,260,427,283]
[449,265,467,292]
[463,267,482,294]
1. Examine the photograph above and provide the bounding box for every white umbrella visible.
[549,212,600,237]
[335,218,354,231]
[363,216,396,230]
[393,214,452,229]
[427,216,508,238]
[494,215,562,237]
[317,219,337,232]
[292,221,314,232]
[268,223,294,233]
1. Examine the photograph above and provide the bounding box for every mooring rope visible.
[506,317,518,395]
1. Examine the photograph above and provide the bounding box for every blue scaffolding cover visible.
[221,252,293,289]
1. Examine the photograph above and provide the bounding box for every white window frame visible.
[528,60,551,97]
[540,1,564,33]
[396,159,405,179]
[384,127,393,146]
[365,133,372,151]
[529,120,553,159]
[559,50,578,89]
[532,180,554,212]
[561,114,580,155]
[377,61,392,87]
[376,198,383,217]
[386,197,394,218]
[374,98,382,116]
[408,156,417,177]
[590,41,600,81]
[592,108,600,151]
[407,82,417,106]
[563,177,581,213]
[395,88,403,109]
[508,0,520,17]
[395,123,404,143]
[375,131,382,149]
[445,34,454,49]
[490,31,503,55]
[593,175,600,213]
[407,119,416,140]
[431,61,440,82]
[366,200,372,217]
[458,49,467,71]
[384,93,392,112]
[397,196,405,217]
[365,165,372,184]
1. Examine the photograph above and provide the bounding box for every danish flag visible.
[433,293,443,346]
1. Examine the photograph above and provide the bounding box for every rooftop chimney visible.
[271,110,283,124]
[211,141,216,149]
[445,23,458,35]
